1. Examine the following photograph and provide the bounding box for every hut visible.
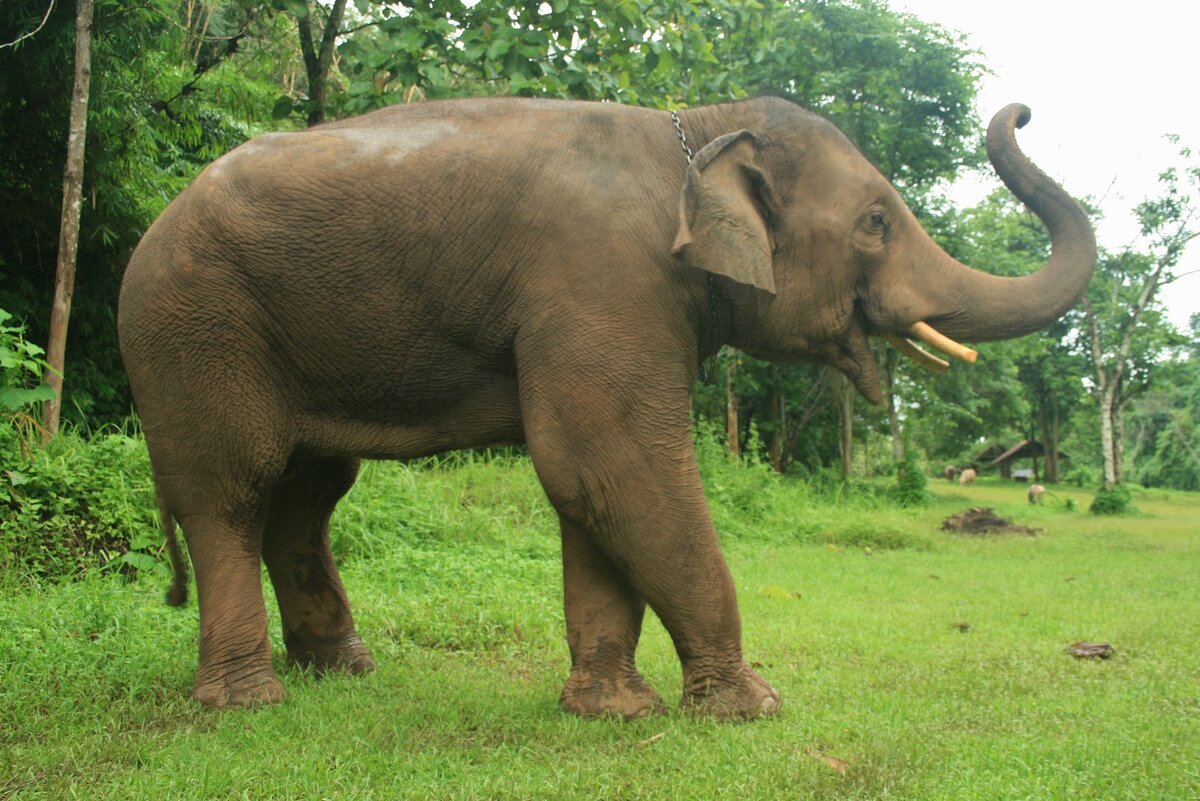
[989,439,1070,482]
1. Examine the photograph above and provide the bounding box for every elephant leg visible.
[261,456,374,677]
[559,516,664,719]
[519,344,780,720]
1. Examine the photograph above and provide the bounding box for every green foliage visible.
[744,0,984,189]
[1061,463,1100,488]
[0,308,54,430]
[0,427,160,579]
[330,0,767,114]
[1089,483,1134,516]
[891,451,928,507]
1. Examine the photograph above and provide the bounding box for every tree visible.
[1129,315,1200,490]
[1080,141,1199,489]
[42,0,94,439]
[294,0,347,126]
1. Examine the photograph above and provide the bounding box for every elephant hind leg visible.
[261,455,374,677]
[559,517,664,719]
[150,423,292,708]
[178,508,284,708]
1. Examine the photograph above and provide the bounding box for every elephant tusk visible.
[885,336,950,373]
[909,321,978,364]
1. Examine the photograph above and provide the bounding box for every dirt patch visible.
[941,507,1041,536]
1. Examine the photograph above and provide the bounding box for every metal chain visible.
[671,110,694,164]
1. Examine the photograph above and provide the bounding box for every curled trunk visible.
[919,104,1097,342]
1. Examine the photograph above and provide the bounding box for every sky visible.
[892,0,1200,331]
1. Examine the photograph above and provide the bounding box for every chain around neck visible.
[671,110,694,164]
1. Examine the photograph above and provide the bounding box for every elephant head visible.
[672,102,1096,403]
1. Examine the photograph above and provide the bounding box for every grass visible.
[1,453,1198,800]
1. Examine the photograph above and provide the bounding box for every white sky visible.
[892,0,1200,331]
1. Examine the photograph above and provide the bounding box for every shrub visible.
[0,308,55,444]
[0,426,160,580]
[1062,464,1100,487]
[1090,483,1134,515]
[891,451,928,507]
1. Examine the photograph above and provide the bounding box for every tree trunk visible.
[42,0,94,440]
[1046,391,1060,483]
[768,388,785,474]
[298,0,348,127]
[1037,400,1051,483]
[832,370,854,477]
[725,357,739,458]
[1113,389,1128,485]
[881,347,904,461]
[1099,382,1118,490]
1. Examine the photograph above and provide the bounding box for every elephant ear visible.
[672,130,777,294]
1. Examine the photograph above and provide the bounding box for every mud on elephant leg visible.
[261,456,375,677]
[559,517,664,719]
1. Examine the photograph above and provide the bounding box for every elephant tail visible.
[159,489,188,607]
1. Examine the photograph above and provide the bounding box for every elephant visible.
[118,96,1095,719]
[959,468,978,486]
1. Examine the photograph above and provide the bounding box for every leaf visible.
[486,37,512,61]
[271,96,294,120]
[0,385,54,411]
[117,551,157,572]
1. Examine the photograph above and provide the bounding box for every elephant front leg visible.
[520,357,780,720]
[559,517,664,719]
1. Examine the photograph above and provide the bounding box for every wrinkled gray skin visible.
[118,97,1095,719]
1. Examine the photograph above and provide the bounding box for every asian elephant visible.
[118,96,1095,719]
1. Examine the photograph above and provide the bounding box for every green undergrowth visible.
[0,426,159,580]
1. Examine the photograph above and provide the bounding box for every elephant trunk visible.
[917,104,1097,344]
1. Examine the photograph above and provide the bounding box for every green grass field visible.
[2,453,1198,800]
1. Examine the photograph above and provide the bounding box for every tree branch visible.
[0,0,55,50]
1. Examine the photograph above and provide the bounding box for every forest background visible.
[1,0,1198,527]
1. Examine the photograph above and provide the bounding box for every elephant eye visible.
[868,210,892,242]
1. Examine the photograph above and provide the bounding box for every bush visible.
[0,426,160,580]
[0,307,55,443]
[1090,483,1134,515]
[1062,464,1100,487]
[891,451,928,507]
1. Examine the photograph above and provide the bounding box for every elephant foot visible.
[560,666,665,720]
[193,670,286,709]
[681,662,781,721]
[287,634,376,677]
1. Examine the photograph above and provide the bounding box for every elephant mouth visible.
[881,322,977,374]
